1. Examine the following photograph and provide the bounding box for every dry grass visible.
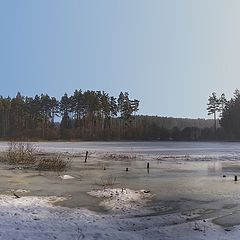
[1,142,71,172]
[105,153,137,160]
[156,155,191,160]
[100,175,116,188]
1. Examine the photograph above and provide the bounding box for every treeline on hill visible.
[137,116,215,130]
[207,89,240,140]
[134,115,217,141]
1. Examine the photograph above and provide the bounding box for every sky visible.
[0,0,240,119]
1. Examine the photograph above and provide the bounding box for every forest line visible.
[0,89,232,141]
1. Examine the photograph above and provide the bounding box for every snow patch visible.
[88,188,154,214]
[0,195,68,208]
[59,174,75,180]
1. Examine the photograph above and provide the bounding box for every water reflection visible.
[221,163,240,174]
[207,162,222,175]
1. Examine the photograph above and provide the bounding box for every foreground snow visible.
[0,191,237,240]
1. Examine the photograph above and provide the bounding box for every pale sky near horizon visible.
[0,0,240,119]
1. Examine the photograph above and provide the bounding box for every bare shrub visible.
[36,154,71,172]
[6,142,37,165]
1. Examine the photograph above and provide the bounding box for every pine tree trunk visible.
[214,111,216,136]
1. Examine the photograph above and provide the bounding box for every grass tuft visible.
[100,175,116,188]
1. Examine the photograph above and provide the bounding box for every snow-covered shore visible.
[0,191,238,240]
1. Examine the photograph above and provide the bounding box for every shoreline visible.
[0,138,236,143]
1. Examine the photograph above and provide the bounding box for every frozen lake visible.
[0,141,240,157]
[0,141,240,209]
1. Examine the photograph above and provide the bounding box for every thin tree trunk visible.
[214,111,216,136]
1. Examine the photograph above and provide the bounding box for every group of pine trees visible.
[207,89,240,140]
[0,90,140,140]
[207,92,227,134]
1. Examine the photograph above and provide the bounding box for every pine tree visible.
[207,92,220,135]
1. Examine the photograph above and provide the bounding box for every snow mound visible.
[88,188,154,214]
[59,174,75,180]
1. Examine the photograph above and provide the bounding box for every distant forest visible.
[138,116,214,130]
[0,90,221,141]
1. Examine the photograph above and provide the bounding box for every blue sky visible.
[0,0,239,118]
